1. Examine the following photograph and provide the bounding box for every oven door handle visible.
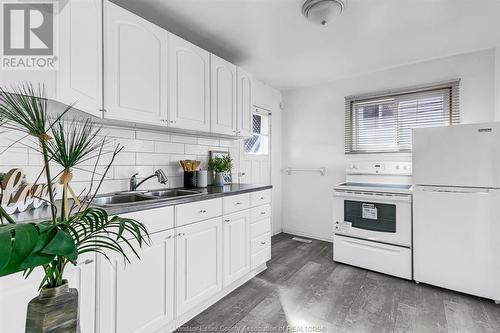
[333,191,411,203]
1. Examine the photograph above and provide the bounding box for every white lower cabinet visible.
[175,217,223,316]
[97,230,175,333]
[250,191,272,271]
[0,254,96,333]
[0,191,273,333]
[222,210,251,287]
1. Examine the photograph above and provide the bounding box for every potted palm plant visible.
[0,83,149,332]
[208,155,232,186]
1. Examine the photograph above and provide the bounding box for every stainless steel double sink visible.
[92,189,204,207]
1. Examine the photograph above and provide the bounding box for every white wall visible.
[496,42,500,120]
[282,49,496,241]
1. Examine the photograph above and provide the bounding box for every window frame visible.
[244,109,271,156]
[344,79,460,154]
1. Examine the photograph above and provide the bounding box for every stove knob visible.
[354,164,360,169]
[396,165,401,170]
[403,165,408,170]
[348,164,354,169]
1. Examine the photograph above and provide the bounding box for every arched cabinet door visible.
[210,54,237,135]
[104,1,167,125]
[168,34,210,132]
[237,67,254,137]
[58,0,103,117]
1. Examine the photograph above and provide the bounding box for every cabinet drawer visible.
[250,190,271,207]
[251,246,271,270]
[251,232,271,254]
[333,234,412,280]
[223,193,250,215]
[175,198,222,227]
[251,204,271,223]
[251,218,271,238]
[122,206,174,234]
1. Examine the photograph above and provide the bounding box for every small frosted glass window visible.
[244,113,269,155]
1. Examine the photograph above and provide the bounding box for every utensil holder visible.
[184,171,197,189]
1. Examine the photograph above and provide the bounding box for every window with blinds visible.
[345,80,460,154]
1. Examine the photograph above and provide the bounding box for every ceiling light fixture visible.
[302,0,346,26]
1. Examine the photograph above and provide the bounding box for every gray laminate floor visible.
[176,233,500,333]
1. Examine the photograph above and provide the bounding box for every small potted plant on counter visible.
[0,83,149,333]
[208,155,232,187]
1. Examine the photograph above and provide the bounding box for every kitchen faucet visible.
[130,169,168,191]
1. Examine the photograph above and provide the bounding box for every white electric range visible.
[333,161,413,280]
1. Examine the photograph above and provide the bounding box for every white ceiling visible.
[112,0,500,91]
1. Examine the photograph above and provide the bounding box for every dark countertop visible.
[10,184,272,224]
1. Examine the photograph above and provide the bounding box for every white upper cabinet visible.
[210,54,237,135]
[57,0,103,117]
[103,1,167,125]
[97,230,175,333]
[223,210,251,287]
[168,34,210,131]
[237,68,253,137]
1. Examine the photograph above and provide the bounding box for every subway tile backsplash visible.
[0,125,240,198]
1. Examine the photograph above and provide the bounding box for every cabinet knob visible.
[260,212,266,215]
[235,202,242,205]
[260,197,265,200]
[169,120,177,124]
[260,242,266,245]
[199,209,207,213]
[224,219,231,223]
[177,233,185,237]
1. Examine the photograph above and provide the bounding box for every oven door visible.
[333,190,411,247]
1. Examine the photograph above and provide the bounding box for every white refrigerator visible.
[413,122,500,303]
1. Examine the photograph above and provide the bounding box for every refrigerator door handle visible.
[421,188,490,195]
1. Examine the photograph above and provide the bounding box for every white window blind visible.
[345,80,460,154]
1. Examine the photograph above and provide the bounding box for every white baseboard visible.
[281,227,333,243]
[272,229,282,236]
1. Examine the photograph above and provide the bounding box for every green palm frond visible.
[0,221,77,277]
[0,83,50,137]
[48,118,106,170]
[67,207,149,263]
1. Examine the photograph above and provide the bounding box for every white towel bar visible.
[284,167,326,176]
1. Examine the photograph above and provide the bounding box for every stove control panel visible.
[346,161,412,176]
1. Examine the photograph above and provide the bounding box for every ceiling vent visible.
[302,0,346,26]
